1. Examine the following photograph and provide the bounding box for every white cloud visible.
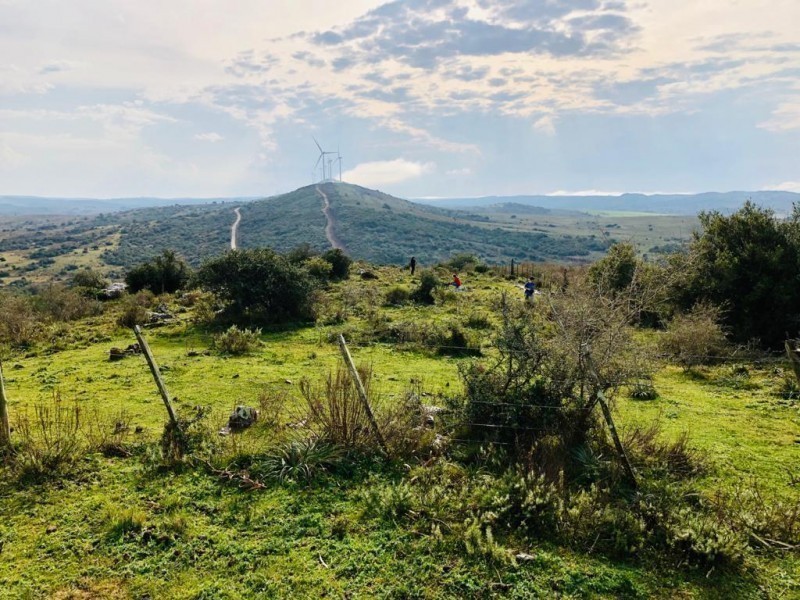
[343,159,435,187]
[194,132,224,142]
[766,181,800,192]
[533,115,557,136]
[758,102,800,132]
[446,167,472,176]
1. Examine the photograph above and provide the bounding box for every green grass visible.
[1,267,798,598]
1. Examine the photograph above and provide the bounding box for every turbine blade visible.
[313,136,323,153]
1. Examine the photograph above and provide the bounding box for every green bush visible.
[384,285,411,306]
[659,302,729,370]
[411,270,438,304]
[629,379,659,400]
[69,268,108,293]
[322,248,352,280]
[213,325,262,355]
[125,250,192,294]
[304,256,333,281]
[197,248,315,324]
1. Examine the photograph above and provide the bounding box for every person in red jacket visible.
[450,273,461,289]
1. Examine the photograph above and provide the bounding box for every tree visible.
[125,250,192,295]
[675,202,800,347]
[197,249,315,324]
[588,242,638,293]
[321,248,352,280]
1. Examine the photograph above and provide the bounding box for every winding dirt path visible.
[316,185,346,251]
[230,207,241,250]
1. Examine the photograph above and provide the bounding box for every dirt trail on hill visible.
[317,186,346,251]
[230,207,241,250]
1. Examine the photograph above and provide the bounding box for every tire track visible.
[230,207,242,250]
[317,185,346,251]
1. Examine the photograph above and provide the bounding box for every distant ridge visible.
[414,191,800,215]
[0,195,260,216]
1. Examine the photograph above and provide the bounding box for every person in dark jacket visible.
[408,256,417,275]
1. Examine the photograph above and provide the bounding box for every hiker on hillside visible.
[524,277,536,301]
[450,273,462,290]
[408,256,417,275]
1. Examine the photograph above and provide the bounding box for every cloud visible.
[758,102,800,132]
[343,159,435,187]
[533,115,557,136]
[766,181,800,192]
[310,0,638,68]
[38,60,75,75]
[194,132,224,142]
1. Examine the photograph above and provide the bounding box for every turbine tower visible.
[337,150,343,182]
[313,137,337,182]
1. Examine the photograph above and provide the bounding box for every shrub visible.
[0,292,39,347]
[33,284,102,322]
[198,249,315,324]
[433,323,481,357]
[12,395,85,480]
[262,437,341,483]
[777,375,800,400]
[305,256,333,281]
[286,243,318,264]
[588,242,638,293]
[432,286,458,305]
[445,253,480,272]
[411,271,438,304]
[301,366,376,450]
[213,325,262,355]
[629,379,659,400]
[70,268,108,293]
[464,312,492,330]
[667,510,747,568]
[125,250,192,295]
[322,248,352,280]
[660,302,729,370]
[384,285,411,306]
[117,296,150,328]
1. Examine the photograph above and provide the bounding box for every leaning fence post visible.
[510,259,515,278]
[596,390,637,489]
[785,340,800,386]
[337,334,389,456]
[133,325,180,428]
[0,360,10,447]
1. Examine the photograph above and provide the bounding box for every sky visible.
[0,0,798,199]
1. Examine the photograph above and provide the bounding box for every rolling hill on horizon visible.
[100,182,608,268]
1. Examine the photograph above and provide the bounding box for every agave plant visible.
[264,437,342,483]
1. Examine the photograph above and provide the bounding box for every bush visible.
[261,437,342,483]
[445,253,480,272]
[0,292,39,347]
[213,325,262,355]
[384,285,411,306]
[411,271,438,304]
[322,248,352,280]
[125,250,192,295]
[12,396,85,480]
[660,302,729,370]
[304,256,333,281]
[33,284,102,322]
[70,268,108,293]
[197,249,315,324]
[116,292,153,328]
[629,379,659,400]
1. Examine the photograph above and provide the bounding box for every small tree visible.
[197,248,315,324]
[70,268,108,293]
[659,302,729,370]
[125,250,192,295]
[322,249,352,280]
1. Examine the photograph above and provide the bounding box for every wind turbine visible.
[313,137,336,182]
[337,149,343,182]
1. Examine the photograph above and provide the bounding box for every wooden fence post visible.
[0,360,10,447]
[133,325,180,428]
[596,390,637,489]
[510,259,515,278]
[785,340,800,386]
[337,334,389,456]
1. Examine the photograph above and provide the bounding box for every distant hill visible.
[95,182,606,268]
[415,191,800,215]
[0,196,258,216]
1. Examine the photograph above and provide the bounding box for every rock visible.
[359,269,378,280]
[12,364,23,370]
[232,373,240,379]
[46,525,57,534]
[226,405,259,431]
[134,426,144,434]
[284,379,293,385]
[515,552,536,562]
[187,350,200,357]
[108,348,127,362]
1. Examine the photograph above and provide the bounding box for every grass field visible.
[0,268,798,599]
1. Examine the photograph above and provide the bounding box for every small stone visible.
[46,525,57,534]
[232,374,240,379]
[515,552,536,562]
[134,426,144,434]
[284,379,293,385]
